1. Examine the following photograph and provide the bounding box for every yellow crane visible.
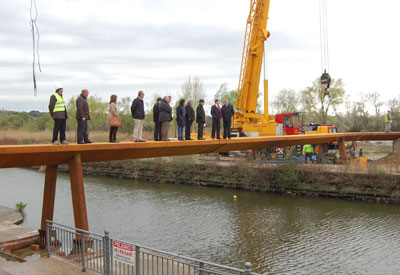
[232,0,278,136]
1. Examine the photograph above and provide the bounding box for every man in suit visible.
[211,99,221,139]
[221,99,235,139]
[185,99,195,140]
[196,99,205,140]
[153,97,162,141]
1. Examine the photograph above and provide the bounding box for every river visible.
[0,168,399,274]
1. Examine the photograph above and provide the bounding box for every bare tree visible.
[180,76,206,105]
[366,91,383,116]
[388,97,400,130]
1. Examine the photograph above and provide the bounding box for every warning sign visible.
[112,240,135,266]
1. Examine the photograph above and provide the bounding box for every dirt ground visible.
[0,256,97,275]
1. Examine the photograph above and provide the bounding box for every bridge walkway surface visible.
[0,133,400,168]
[0,132,399,245]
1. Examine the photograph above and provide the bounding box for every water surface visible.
[1,168,399,274]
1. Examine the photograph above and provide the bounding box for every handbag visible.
[108,116,122,127]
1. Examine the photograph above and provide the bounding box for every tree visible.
[119,96,133,115]
[214,83,238,106]
[271,89,300,114]
[66,95,108,132]
[300,77,345,124]
[387,97,400,131]
[366,91,383,116]
[180,76,206,105]
[87,95,108,131]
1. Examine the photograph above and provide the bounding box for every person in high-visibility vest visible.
[385,110,392,132]
[302,144,314,164]
[48,85,69,145]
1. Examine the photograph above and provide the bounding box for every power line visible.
[30,0,41,96]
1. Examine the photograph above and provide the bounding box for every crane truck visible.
[232,0,334,138]
[232,0,277,136]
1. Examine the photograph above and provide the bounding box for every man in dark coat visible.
[211,99,221,139]
[196,99,205,140]
[76,89,92,144]
[221,99,235,139]
[185,99,195,140]
[153,97,162,141]
[48,85,69,145]
[159,96,172,141]
[131,91,145,142]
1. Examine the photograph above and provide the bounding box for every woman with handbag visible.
[108,94,121,143]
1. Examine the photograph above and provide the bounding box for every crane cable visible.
[319,0,329,73]
[30,0,41,96]
[319,0,331,91]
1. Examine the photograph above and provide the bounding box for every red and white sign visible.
[112,240,135,266]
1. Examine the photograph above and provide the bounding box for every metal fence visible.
[46,221,263,275]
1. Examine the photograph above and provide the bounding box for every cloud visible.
[2,0,399,112]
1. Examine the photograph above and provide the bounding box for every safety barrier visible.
[46,221,263,275]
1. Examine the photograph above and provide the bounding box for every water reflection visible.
[0,168,399,274]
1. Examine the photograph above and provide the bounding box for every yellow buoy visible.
[233,195,237,200]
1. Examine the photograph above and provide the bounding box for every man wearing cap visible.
[48,85,69,145]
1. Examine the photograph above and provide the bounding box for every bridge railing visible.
[46,220,263,275]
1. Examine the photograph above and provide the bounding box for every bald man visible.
[76,89,93,144]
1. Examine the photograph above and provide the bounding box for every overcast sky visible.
[1,0,399,112]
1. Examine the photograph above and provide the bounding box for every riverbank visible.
[53,156,400,204]
[0,206,38,253]
[0,205,98,274]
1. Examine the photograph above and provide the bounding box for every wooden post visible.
[68,153,89,232]
[39,165,58,247]
[338,138,348,164]
[318,144,328,163]
[393,138,400,154]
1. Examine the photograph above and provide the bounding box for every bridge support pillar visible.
[318,144,328,163]
[338,138,348,164]
[393,138,400,154]
[68,153,89,232]
[39,165,58,248]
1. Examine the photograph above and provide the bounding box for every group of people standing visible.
[49,86,236,144]
[152,98,235,141]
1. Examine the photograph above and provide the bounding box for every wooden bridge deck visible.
[0,132,399,168]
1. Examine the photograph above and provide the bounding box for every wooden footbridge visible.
[1,132,399,243]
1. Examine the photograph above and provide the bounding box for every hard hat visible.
[54,84,63,91]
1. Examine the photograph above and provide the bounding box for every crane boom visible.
[233,0,277,136]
